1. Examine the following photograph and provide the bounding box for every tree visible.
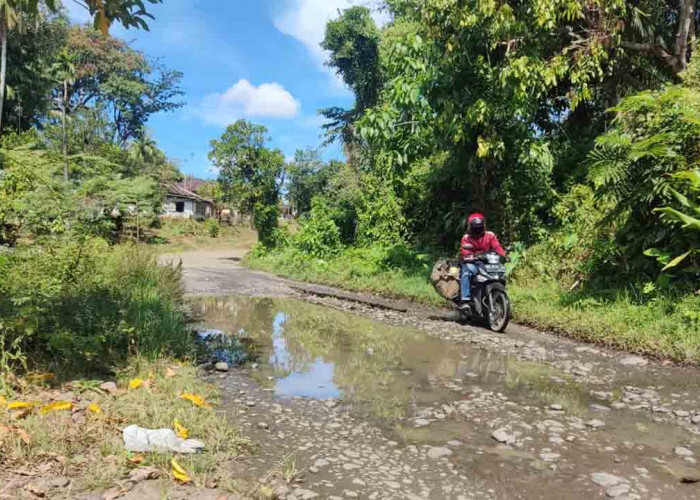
[286,148,332,217]
[50,48,75,180]
[65,26,183,145]
[0,1,59,133]
[320,6,383,148]
[209,120,285,247]
[67,0,162,34]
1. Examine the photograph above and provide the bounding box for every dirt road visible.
[172,249,700,499]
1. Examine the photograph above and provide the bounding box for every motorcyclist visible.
[460,213,506,308]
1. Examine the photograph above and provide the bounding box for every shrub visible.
[206,218,220,238]
[0,238,194,375]
[291,199,343,258]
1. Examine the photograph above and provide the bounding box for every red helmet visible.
[467,213,485,236]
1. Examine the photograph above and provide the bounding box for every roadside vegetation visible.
[0,3,250,496]
[243,1,700,364]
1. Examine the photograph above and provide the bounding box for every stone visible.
[293,489,320,499]
[586,419,606,429]
[128,467,160,482]
[414,418,430,427]
[549,404,563,411]
[99,381,118,394]
[215,362,229,372]
[674,410,690,418]
[427,446,453,459]
[384,481,401,489]
[492,428,516,445]
[591,472,624,488]
[674,446,693,457]
[246,400,256,407]
[590,404,611,412]
[619,356,648,366]
[540,452,561,462]
[313,458,329,468]
[693,415,700,424]
[606,484,630,497]
[344,491,358,498]
[308,467,319,474]
[257,422,269,430]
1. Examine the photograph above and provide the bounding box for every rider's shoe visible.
[456,300,471,312]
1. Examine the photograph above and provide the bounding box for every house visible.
[162,184,215,220]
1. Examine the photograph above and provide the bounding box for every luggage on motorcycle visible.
[430,259,460,300]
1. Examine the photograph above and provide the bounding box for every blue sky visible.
[63,0,387,179]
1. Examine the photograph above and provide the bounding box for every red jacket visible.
[461,231,506,260]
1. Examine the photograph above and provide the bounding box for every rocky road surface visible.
[157,250,700,500]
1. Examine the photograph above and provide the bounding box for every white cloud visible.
[274,0,390,87]
[197,80,301,127]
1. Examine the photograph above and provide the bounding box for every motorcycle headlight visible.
[476,275,489,282]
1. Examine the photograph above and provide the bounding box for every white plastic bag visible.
[122,425,205,454]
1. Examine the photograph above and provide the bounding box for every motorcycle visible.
[430,252,511,332]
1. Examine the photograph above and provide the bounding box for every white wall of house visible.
[162,196,196,218]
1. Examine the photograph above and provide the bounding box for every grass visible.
[0,358,250,495]
[150,219,258,253]
[247,245,700,364]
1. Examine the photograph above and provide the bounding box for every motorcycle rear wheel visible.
[487,290,510,333]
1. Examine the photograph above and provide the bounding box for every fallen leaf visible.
[12,408,34,420]
[0,395,6,407]
[180,393,211,409]
[147,371,155,381]
[165,367,177,379]
[171,458,191,483]
[26,372,54,384]
[40,401,73,414]
[1,425,32,445]
[173,419,189,439]
[128,454,145,465]
[87,403,103,414]
[129,466,160,482]
[8,401,36,410]
[129,378,143,390]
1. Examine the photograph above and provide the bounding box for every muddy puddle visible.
[193,295,700,498]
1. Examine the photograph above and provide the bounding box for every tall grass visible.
[0,238,195,377]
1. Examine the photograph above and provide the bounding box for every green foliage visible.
[321,6,383,146]
[205,218,220,238]
[0,239,193,373]
[587,84,700,276]
[291,198,343,258]
[210,120,284,248]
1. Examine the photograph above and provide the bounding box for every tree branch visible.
[621,41,684,75]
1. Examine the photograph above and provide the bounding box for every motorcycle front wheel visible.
[487,289,510,333]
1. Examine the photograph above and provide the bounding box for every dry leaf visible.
[0,395,6,407]
[40,401,73,414]
[129,378,143,390]
[180,393,211,409]
[26,372,54,384]
[171,458,191,483]
[87,403,103,414]
[165,367,177,379]
[128,454,145,465]
[8,401,36,410]
[12,408,34,420]
[1,425,32,445]
[173,419,189,439]
[129,466,160,482]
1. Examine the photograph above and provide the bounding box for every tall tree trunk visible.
[676,0,695,70]
[62,79,68,181]
[0,6,7,135]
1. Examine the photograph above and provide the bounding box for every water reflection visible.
[192,296,577,420]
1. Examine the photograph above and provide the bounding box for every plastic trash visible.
[122,425,205,454]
